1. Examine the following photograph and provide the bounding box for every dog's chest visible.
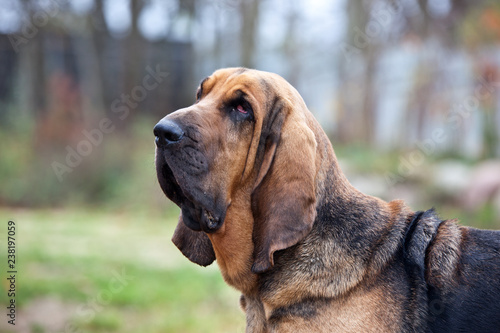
[259,287,404,333]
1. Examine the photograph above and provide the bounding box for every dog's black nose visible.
[154,119,184,147]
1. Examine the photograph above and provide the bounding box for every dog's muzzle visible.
[154,117,225,233]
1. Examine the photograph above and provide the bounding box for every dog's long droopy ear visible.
[172,213,215,267]
[251,98,317,274]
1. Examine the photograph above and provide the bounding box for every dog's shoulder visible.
[452,225,500,289]
[407,210,500,331]
[442,226,500,330]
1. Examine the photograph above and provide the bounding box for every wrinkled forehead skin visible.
[194,67,310,184]
[201,67,308,120]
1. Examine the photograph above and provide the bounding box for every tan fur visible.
[267,282,405,333]
[425,220,462,290]
[208,188,257,294]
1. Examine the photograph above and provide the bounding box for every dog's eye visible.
[226,99,253,122]
[233,105,248,114]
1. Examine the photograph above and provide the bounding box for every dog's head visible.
[154,68,323,273]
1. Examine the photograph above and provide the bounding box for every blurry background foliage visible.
[0,0,500,332]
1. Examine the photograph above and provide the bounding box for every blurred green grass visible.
[0,208,245,333]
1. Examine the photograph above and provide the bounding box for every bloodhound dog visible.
[154,68,500,332]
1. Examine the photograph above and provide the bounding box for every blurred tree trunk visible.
[88,0,109,112]
[480,64,499,159]
[18,0,47,121]
[123,0,144,91]
[179,0,196,30]
[360,46,378,144]
[283,2,300,87]
[213,14,223,68]
[31,30,46,120]
[337,0,376,145]
[239,0,261,68]
[405,61,432,145]
[209,0,229,68]
[121,0,145,128]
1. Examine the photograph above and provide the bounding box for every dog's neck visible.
[207,122,414,317]
[231,158,414,331]
[208,139,412,301]
[256,162,413,311]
